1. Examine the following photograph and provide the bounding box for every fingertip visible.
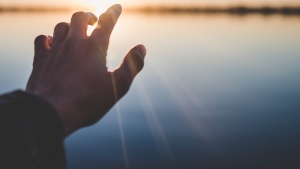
[113,4,122,12]
[34,35,47,46]
[33,35,49,66]
[86,12,98,26]
[34,35,50,51]
[136,44,147,58]
[71,11,85,21]
[106,4,122,17]
[124,45,146,74]
[53,22,69,45]
[110,4,122,13]
[129,45,146,66]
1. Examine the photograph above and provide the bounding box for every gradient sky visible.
[1,0,300,7]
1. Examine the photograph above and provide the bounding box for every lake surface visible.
[0,11,300,169]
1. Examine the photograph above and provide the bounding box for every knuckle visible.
[100,32,110,43]
[99,13,115,29]
[97,32,110,44]
[64,36,82,47]
[125,57,144,74]
[89,38,108,54]
[107,11,116,20]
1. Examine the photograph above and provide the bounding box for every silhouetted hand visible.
[26,4,146,136]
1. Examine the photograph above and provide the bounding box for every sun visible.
[85,0,122,36]
[85,0,122,15]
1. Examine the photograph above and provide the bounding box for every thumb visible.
[112,45,146,97]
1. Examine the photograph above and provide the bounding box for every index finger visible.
[90,4,122,46]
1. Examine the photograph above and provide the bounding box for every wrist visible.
[27,89,80,136]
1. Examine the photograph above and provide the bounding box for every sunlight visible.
[135,80,178,168]
[86,0,122,15]
[87,24,96,36]
[111,73,129,169]
[116,105,129,169]
[86,0,121,36]
[147,55,215,145]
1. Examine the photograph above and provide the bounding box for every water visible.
[0,11,300,169]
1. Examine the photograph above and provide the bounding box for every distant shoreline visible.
[0,6,72,12]
[125,6,300,15]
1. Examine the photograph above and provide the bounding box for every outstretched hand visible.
[26,4,146,136]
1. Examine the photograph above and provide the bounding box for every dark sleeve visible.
[0,90,66,169]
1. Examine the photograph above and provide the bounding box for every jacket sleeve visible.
[0,90,66,169]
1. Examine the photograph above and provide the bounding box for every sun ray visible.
[135,80,178,168]
[147,56,216,145]
[111,74,129,169]
[116,105,129,169]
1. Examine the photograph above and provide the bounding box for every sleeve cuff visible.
[0,90,66,169]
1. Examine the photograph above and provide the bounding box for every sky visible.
[1,0,300,7]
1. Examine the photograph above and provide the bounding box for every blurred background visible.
[0,0,300,169]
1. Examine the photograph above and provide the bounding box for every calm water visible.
[0,12,300,169]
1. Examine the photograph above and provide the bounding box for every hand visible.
[26,4,146,136]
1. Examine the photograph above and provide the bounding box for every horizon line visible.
[125,6,300,15]
[0,6,73,12]
[0,5,300,15]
